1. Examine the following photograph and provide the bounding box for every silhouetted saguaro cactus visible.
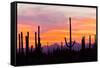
[21,32,23,53]
[35,32,37,50]
[18,34,20,53]
[81,36,85,51]
[64,17,75,51]
[89,35,91,49]
[38,26,41,48]
[26,32,29,56]
[37,26,42,52]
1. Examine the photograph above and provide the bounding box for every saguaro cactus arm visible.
[64,37,69,47]
[72,41,75,47]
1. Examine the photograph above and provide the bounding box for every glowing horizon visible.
[17,3,96,48]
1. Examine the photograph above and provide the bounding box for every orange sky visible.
[17,17,96,48]
[17,4,96,48]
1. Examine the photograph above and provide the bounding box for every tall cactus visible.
[18,34,20,53]
[81,36,85,51]
[37,26,41,52]
[38,26,41,48]
[25,32,29,56]
[35,32,37,50]
[64,17,75,51]
[89,35,91,49]
[21,32,23,53]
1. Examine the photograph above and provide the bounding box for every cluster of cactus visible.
[18,26,42,55]
[18,17,97,56]
[81,35,93,52]
[64,17,75,51]
[34,26,42,53]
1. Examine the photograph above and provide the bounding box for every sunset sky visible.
[17,3,96,48]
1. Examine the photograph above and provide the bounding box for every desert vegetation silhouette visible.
[16,17,97,66]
